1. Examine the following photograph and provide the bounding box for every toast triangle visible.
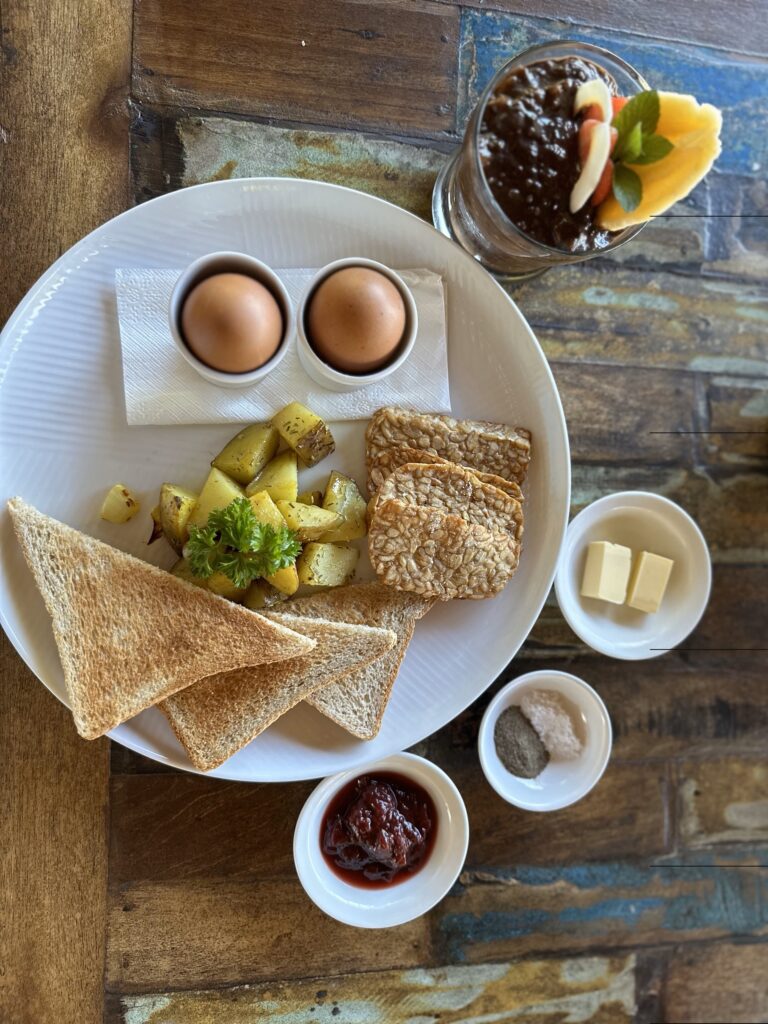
[271,583,434,740]
[7,498,315,740]
[160,613,397,771]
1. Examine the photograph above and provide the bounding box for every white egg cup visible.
[296,257,418,393]
[168,250,294,389]
[293,752,468,928]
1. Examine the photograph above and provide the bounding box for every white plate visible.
[555,491,711,659]
[293,752,469,928]
[478,670,612,811]
[0,178,570,781]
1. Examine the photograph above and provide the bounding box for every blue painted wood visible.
[458,10,768,178]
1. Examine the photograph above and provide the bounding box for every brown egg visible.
[307,267,407,374]
[181,272,283,374]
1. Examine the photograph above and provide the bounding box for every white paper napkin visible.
[115,268,450,426]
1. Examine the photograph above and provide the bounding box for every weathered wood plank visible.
[107,955,636,1022]
[0,635,110,1023]
[458,12,768,177]
[678,758,768,850]
[702,375,768,467]
[553,363,697,465]
[179,117,446,220]
[662,942,768,1023]
[519,266,768,377]
[0,0,131,1020]
[433,858,768,963]
[434,0,768,57]
[0,0,131,325]
[109,776,312,883]
[106,879,431,991]
[133,0,459,137]
[435,757,672,866]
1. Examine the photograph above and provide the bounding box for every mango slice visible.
[597,92,722,231]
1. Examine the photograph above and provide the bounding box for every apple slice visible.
[570,120,612,213]
[574,78,612,122]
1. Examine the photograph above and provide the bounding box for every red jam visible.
[321,772,437,887]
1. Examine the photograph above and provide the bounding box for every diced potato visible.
[248,490,300,596]
[297,543,358,588]
[242,579,288,611]
[297,490,323,506]
[266,563,300,596]
[170,558,247,602]
[100,484,140,524]
[188,468,243,529]
[276,500,342,542]
[271,401,335,467]
[319,471,367,542]
[211,423,280,486]
[148,505,163,544]
[159,483,198,553]
[245,451,298,502]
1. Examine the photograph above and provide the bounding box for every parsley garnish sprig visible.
[186,497,300,590]
[610,90,674,213]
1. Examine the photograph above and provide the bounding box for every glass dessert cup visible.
[432,41,650,280]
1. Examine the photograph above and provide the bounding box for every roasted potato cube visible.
[211,423,280,486]
[297,543,358,588]
[100,484,140,524]
[271,401,335,466]
[319,471,368,542]
[276,500,342,542]
[170,558,247,602]
[266,563,300,596]
[148,505,163,544]
[297,490,323,506]
[242,579,288,611]
[245,451,298,502]
[188,468,243,529]
[159,483,198,553]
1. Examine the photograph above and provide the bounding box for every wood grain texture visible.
[433,0,768,57]
[133,0,459,137]
[678,758,768,851]
[106,879,431,991]
[433,858,768,963]
[662,942,768,1023]
[0,633,110,1023]
[0,0,132,326]
[108,954,636,1023]
[0,1,130,1020]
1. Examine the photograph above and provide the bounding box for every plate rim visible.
[0,176,571,780]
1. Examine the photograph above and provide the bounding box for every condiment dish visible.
[296,257,418,392]
[169,250,294,388]
[478,670,612,812]
[293,752,468,928]
[555,491,711,659]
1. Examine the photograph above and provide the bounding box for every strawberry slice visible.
[579,119,600,164]
[582,102,605,122]
[611,95,629,116]
[591,159,614,206]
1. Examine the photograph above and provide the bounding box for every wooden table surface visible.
[2,2,767,1021]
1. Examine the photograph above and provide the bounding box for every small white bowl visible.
[478,670,612,812]
[555,491,711,660]
[168,250,294,389]
[296,257,418,393]
[293,752,468,928]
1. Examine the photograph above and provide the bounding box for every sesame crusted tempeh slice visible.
[367,445,524,504]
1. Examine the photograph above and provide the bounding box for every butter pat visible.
[581,541,632,604]
[627,551,674,613]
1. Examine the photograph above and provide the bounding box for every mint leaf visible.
[612,89,660,137]
[612,165,642,212]
[615,121,643,163]
[631,133,674,165]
